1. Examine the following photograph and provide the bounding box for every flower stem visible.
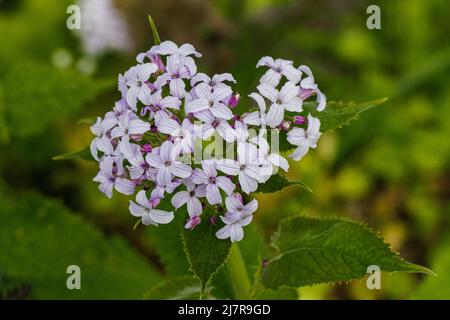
[226,243,252,300]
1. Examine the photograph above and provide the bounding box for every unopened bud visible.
[185,216,201,230]
[227,93,240,109]
[141,143,152,153]
[293,115,306,125]
[280,120,291,131]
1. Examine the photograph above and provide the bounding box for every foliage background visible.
[0,0,449,299]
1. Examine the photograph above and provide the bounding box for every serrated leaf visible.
[143,276,202,300]
[256,174,312,193]
[52,146,95,162]
[0,61,113,138]
[304,98,387,132]
[0,192,162,299]
[148,15,161,45]
[182,219,231,293]
[261,216,433,289]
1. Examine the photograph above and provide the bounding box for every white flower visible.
[217,143,262,194]
[243,92,268,128]
[119,139,156,180]
[129,190,174,226]
[146,141,192,185]
[252,134,289,182]
[144,90,181,124]
[93,157,135,198]
[152,41,201,75]
[151,178,182,199]
[215,194,258,242]
[125,63,158,109]
[90,116,118,161]
[154,59,190,98]
[192,160,235,205]
[298,65,327,112]
[157,118,195,155]
[186,85,234,120]
[194,110,235,143]
[171,178,206,217]
[257,56,301,87]
[190,73,236,93]
[257,82,303,128]
[287,114,321,161]
[111,114,151,141]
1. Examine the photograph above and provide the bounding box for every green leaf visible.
[0,192,162,299]
[148,15,161,45]
[304,98,388,132]
[182,219,231,293]
[256,174,313,193]
[0,61,113,138]
[261,216,433,289]
[143,276,202,300]
[52,146,95,162]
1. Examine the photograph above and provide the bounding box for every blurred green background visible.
[0,0,449,299]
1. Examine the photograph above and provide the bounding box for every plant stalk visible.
[226,243,252,300]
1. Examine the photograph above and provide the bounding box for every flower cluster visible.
[90,41,326,242]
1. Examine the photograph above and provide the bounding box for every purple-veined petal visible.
[171,162,192,179]
[187,197,202,217]
[114,178,135,195]
[229,224,244,242]
[129,119,150,135]
[216,160,240,176]
[206,184,222,205]
[129,201,146,217]
[150,209,174,224]
[238,172,258,194]
[192,168,209,184]
[216,176,235,195]
[242,199,258,215]
[211,103,234,120]
[265,104,285,128]
[136,190,151,208]
[216,225,230,240]
[257,83,278,102]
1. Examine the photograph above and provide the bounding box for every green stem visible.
[226,243,252,300]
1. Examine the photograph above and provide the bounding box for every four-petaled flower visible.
[257,81,303,128]
[287,114,321,160]
[147,141,193,185]
[192,160,235,205]
[125,63,158,109]
[216,194,258,242]
[257,56,301,87]
[129,190,175,225]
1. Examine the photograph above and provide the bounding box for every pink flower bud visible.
[150,197,160,208]
[185,216,201,230]
[279,120,291,131]
[299,88,314,100]
[227,93,240,109]
[293,115,306,125]
[141,143,152,153]
[209,215,217,225]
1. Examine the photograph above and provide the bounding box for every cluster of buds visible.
[90,40,326,242]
